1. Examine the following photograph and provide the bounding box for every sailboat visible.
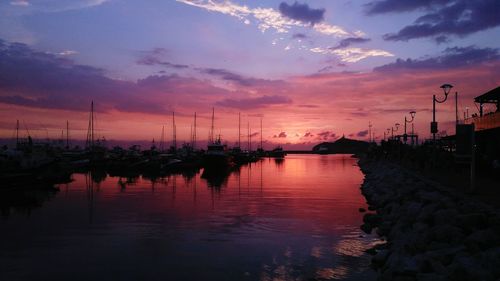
[230,112,248,164]
[270,146,286,159]
[85,101,107,166]
[203,108,230,169]
[256,117,264,156]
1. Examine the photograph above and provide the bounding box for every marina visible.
[1,1,499,280]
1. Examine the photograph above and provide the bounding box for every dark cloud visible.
[375,45,500,72]
[273,132,287,138]
[330,37,371,50]
[199,68,249,85]
[350,111,369,117]
[434,35,450,44]
[292,33,307,39]
[366,0,500,41]
[365,0,449,15]
[0,39,229,114]
[138,48,285,88]
[356,130,369,137]
[216,95,292,109]
[250,132,260,137]
[316,131,336,140]
[136,48,189,69]
[138,49,284,88]
[279,2,325,25]
[317,66,334,73]
[303,132,314,137]
[138,58,189,69]
[197,67,285,88]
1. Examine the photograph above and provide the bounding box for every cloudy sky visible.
[0,0,499,149]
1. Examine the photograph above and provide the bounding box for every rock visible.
[455,213,489,233]
[448,255,492,281]
[464,229,500,251]
[365,247,377,255]
[361,223,374,234]
[364,213,382,226]
[392,275,417,281]
[357,158,500,281]
[488,216,500,232]
[432,208,459,226]
[405,202,423,217]
[430,224,465,243]
[478,247,500,277]
[417,190,443,203]
[415,273,445,281]
[417,202,440,223]
[398,257,418,274]
[371,249,390,268]
[376,221,392,236]
[412,222,429,233]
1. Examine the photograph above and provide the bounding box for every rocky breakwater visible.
[358,158,500,281]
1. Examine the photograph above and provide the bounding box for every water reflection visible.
[0,155,378,281]
[273,158,284,167]
[0,187,58,218]
[201,166,234,189]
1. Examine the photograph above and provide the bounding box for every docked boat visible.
[203,136,229,168]
[270,146,286,158]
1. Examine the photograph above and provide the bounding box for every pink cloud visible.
[1,39,499,149]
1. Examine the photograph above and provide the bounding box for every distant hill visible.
[312,136,369,154]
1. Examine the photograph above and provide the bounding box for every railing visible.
[464,111,500,131]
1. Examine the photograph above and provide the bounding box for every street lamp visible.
[431,84,453,143]
[404,111,416,144]
[391,123,400,140]
[384,128,390,141]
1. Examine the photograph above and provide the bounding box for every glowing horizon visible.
[1,0,499,149]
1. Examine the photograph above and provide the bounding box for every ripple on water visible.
[1,154,377,281]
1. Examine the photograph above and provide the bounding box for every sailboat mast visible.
[210,108,214,143]
[260,117,263,150]
[160,125,165,151]
[247,121,250,151]
[172,111,177,150]
[91,101,94,148]
[238,112,241,148]
[16,119,19,147]
[193,112,197,150]
[249,127,252,152]
[66,120,69,148]
[368,121,372,143]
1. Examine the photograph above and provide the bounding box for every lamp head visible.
[410,111,416,118]
[395,123,400,128]
[440,83,453,96]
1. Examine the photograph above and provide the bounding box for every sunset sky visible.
[1,0,499,149]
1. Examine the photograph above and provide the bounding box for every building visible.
[465,86,500,131]
[464,86,500,168]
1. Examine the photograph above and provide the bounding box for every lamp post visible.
[431,84,453,143]
[404,111,416,144]
[391,123,400,140]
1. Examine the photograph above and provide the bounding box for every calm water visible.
[0,154,378,281]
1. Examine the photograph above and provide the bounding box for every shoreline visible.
[357,156,500,281]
